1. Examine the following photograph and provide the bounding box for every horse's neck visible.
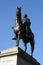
[15,18,19,26]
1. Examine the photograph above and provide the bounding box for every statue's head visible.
[24,14,27,18]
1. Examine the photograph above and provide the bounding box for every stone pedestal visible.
[0,46,40,65]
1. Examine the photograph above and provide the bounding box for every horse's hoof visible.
[16,44,18,46]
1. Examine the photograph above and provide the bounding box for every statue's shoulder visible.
[26,18,31,26]
[27,18,30,21]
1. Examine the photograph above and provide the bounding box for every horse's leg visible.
[24,43,27,52]
[30,40,34,56]
[16,38,19,46]
[25,45,27,52]
[16,32,20,46]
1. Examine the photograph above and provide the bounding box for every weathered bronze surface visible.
[12,7,35,56]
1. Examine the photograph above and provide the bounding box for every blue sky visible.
[0,0,43,65]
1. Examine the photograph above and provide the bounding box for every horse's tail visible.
[31,35,35,56]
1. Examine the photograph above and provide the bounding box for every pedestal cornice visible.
[0,46,40,65]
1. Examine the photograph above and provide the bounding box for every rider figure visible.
[22,14,31,37]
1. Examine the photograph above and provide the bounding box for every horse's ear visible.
[20,7,21,11]
[20,7,21,9]
[20,7,21,10]
[17,6,19,9]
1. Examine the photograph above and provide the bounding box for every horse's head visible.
[12,7,21,34]
[16,7,21,19]
[16,7,21,15]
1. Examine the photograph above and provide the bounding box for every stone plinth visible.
[0,46,40,65]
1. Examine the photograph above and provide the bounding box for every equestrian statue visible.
[12,7,35,56]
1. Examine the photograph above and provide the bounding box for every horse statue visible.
[12,7,35,56]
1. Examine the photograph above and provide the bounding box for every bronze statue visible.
[12,7,35,56]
